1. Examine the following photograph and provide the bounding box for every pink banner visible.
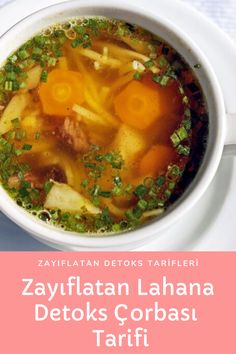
[0,252,235,353]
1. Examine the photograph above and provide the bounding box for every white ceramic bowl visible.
[0,0,234,251]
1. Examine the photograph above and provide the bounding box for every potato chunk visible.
[44,182,100,214]
[112,124,147,165]
[0,93,30,135]
[25,65,42,90]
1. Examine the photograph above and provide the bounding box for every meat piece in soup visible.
[59,117,90,153]
[0,18,208,234]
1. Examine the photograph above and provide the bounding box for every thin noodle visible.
[95,42,150,62]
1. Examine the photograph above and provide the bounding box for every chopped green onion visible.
[171,126,188,147]
[4,81,13,91]
[11,118,20,128]
[18,49,30,60]
[91,184,100,196]
[176,126,188,141]
[19,59,34,69]
[20,180,31,189]
[71,38,83,48]
[61,212,70,221]
[87,19,99,34]
[15,130,26,140]
[148,186,158,198]
[19,188,29,198]
[177,144,190,156]
[156,176,165,187]
[134,184,148,198]
[4,63,14,72]
[133,207,143,219]
[14,149,22,156]
[34,35,47,48]
[143,177,154,188]
[182,96,189,104]
[8,55,18,64]
[152,75,161,84]
[48,57,57,67]
[112,186,122,196]
[40,70,48,82]
[44,181,53,194]
[0,137,8,146]
[144,59,154,68]
[184,108,191,118]
[164,189,172,198]
[7,131,16,140]
[92,196,100,207]
[158,56,169,68]
[12,81,20,91]
[133,72,142,80]
[95,154,103,161]
[83,42,92,49]
[168,182,175,190]
[124,184,133,194]
[22,144,32,151]
[98,165,106,172]
[19,82,27,89]
[157,200,165,207]
[74,25,86,34]
[103,152,113,163]
[99,207,112,225]
[112,224,121,232]
[6,72,16,81]
[125,209,136,221]
[179,86,185,95]
[147,199,160,210]
[32,47,43,55]
[35,132,41,140]
[114,176,122,186]
[40,54,50,63]
[170,132,181,147]
[160,76,170,86]
[83,33,90,40]
[137,199,148,211]
[169,165,181,177]
[99,191,112,198]
[182,119,191,131]
[152,74,170,86]
[84,162,96,169]
[81,179,88,188]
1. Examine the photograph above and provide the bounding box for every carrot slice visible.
[114,79,182,130]
[139,144,176,177]
[114,81,163,130]
[39,69,84,116]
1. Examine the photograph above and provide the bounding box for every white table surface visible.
[2,0,235,40]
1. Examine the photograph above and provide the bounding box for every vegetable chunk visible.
[25,65,42,90]
[39,69,85,116]
[44,182,100,214]
[114,81,162,130]
[0,93,30,135]
[112,124,147,165]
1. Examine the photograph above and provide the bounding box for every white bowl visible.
[0,0,231,251]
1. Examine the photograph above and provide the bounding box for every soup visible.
[0,18,208,234]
